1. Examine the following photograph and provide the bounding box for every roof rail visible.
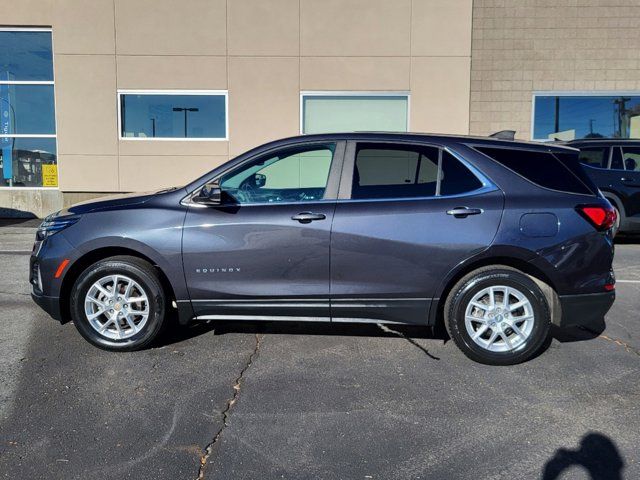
[489,130,516,140]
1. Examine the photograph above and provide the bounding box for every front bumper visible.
[31,291,63,322]
[557,291,615,328]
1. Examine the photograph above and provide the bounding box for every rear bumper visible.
[557,291,615,328]
[31,291,63,322]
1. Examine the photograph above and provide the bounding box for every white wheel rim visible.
[84,274,150,340]
[464,285,535,353]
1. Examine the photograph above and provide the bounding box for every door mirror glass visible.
[194,181,222,205]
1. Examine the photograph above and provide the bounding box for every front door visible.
[182,141,344,320]
[330,141,503,324]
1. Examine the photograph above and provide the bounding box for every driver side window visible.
[219,143,335,204]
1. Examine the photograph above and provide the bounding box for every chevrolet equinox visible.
[31,133,616,365]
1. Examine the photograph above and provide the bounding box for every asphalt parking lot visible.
[0,219,639,479]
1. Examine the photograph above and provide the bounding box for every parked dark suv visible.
[30,133,616,365]
[565,139,640,235]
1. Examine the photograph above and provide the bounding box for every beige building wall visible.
[469,0,640,140]
[1,0,473,214]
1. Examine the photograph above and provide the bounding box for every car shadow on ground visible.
[162,319,440,343]
[159,319,446,360]
[157,315,608,362]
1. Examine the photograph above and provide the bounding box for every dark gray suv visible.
[31,133,616,365]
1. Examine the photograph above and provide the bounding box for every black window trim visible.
[472,144,596,197]
[338,140,495,203]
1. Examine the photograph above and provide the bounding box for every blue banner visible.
[0,82,12,181]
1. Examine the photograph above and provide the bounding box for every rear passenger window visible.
[610,147,624,170]
[352,143,483,200]
[578,148,608,169]
[440,151,483,195]
[475,147,593,195]
[621,146,640,171]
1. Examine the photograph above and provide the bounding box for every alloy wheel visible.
[84,274,150,340]
[464,285,535,352]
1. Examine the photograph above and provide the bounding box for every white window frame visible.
[300,91,411,135]
[531,90,640,142]
[117,89,229,142]
[0,27,57,190]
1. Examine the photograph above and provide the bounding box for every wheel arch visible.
[429,252,561,328]
[59,246,186,325]
[601,190,626,219]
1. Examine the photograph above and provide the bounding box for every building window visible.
[301,93,409,134]
[0,28,57,188]
[118,91,227,140]
[533,93,640,141]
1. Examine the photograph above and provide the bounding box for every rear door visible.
[329,141,503,325]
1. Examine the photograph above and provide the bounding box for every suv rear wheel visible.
[70,256,167,351]
[445,266,551,365]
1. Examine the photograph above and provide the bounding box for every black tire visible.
[444,266,551,365]
[70,256,167,351]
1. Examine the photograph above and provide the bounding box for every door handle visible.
[621,177,640,186]
[291,212,326,223]
[446,207,483,218]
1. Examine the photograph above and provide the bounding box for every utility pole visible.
[554,96,560,134]
[172,107,199,137]
[614,97,631,138]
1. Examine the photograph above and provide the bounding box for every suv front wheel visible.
[70,256,167,351]
[445,266,551,365]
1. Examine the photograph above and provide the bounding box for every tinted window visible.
[621,146,640,171]
[219,144,334,204]
[353,145,439,199]
[578,147,608,169]
[475,147,594,195]
[351,144,483,200]
[610,147,624,170]
[440,151,483,195]
[120,93,226,139]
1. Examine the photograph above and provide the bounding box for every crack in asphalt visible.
[377,323,440,360]
[197,333,262,479]
[599,334,640,358]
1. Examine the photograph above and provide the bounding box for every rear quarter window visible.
[474,146,596,195]
[577,147,608,169]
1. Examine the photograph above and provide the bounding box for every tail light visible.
[576,204,617,231]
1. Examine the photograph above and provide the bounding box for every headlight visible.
[36,214,80,240]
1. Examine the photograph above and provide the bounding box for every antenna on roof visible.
[489,130,516,140]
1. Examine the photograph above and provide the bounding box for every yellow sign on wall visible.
[42,164,58,187]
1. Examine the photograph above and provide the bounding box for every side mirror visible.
[254,173,266,188]
[193,182,222,205]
